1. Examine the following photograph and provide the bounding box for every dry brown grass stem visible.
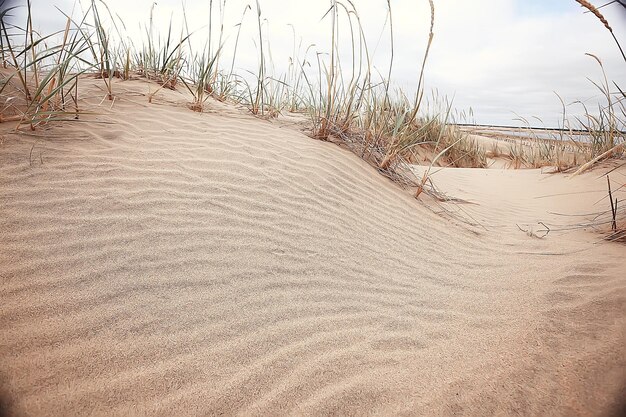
[575,0,612,32]
[408,0,434,124]
[571,143,624,177]
[575,0,626,64]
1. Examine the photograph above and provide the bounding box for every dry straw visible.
[575,0,612,32]
[575,0,626,63]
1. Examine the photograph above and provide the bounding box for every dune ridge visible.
[1,80,625,416]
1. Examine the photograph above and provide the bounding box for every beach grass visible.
[0,0,624,196]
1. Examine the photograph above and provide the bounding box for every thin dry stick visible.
[571,143,624,176]
[607,175,617,230]
[614,198,618,230]
[73,78,79,118]
[407,0,434,125]
[26,0,40,93]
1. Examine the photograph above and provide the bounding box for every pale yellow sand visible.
[1,79,625,416]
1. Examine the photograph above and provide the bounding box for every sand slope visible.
[1,79,625,416]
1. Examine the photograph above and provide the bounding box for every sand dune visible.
[1,79,625,416]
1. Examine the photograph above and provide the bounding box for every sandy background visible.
[1,79,625,416]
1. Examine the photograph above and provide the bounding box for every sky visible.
[13,0,626,127]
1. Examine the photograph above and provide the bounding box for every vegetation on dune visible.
[573,0,625,237]
[570,0,626,173]
[0,0,624,200]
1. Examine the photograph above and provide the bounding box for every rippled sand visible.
[1,79,624,416]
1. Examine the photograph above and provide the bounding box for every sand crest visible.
[1,79,625,416]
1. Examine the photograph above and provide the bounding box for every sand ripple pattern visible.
[1,96,624,416]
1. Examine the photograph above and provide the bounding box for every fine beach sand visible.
[1,78,625,416]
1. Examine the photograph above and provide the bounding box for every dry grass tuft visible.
[1,0,624,211]
[605,229,626,243]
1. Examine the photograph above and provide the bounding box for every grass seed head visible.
[575,0,612,32]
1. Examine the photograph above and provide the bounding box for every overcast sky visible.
[18,0,626,127]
